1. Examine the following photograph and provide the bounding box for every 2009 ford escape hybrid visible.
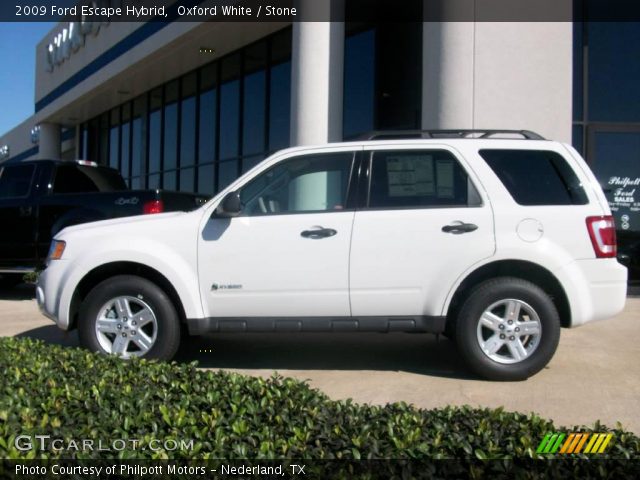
[37,130,627,380]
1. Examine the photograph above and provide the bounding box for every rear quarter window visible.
[53,165,127,194]
[0,164,35,199]
[479,149,588,206]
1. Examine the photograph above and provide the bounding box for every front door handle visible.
[300,226,337,239]
[442,221,478,234]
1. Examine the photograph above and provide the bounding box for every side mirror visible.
[213,191,242,218]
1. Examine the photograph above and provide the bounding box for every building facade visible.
[0,2,639,277]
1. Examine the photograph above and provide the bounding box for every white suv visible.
[37,130,627,380]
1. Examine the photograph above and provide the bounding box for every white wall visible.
[0,117,37,163]
[423,22,573,143]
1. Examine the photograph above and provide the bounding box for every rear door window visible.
[367,149,482,209]
[0,164,36,199]
[53,165,127,194]
[479,149,588,205]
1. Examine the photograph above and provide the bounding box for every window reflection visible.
[131,96,146,183]
[164,81,179,178]
[343,28,375,139]
[149,87,162,176]
[269,61,290,152]
[588,22,640,122]
[79,27,292,196]
[109,108,120,170]
[180,73,197,171]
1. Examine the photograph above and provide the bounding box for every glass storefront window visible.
[268,61,290,152]
[243,43,267,157]
[163,81,179,176]
[242,154,263,173]
[179,167,195,192]
[219,54,241,162]
[588,22,640,122]
[219,159,238,190]
[198,163,215,196]
[120,103,131,184]
[180,72,197,171]
[148,87,162,175]
[131,96,146,182]
[344,28,375,139]
[109,108,120,170]
[148,173,160,190]
[80,27,291,195]
[163,170,176,191]
[99,113,109,166]
[199,88,217,165]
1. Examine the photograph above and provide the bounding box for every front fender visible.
[54,240,203,329]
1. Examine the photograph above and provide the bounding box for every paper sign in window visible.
[386,155,435,197]
[436,159,455,198]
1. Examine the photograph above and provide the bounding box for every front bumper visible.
[36,261,73,330]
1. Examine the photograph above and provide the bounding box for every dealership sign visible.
[45,19,108,72]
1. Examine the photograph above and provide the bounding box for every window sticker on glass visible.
[386,155,435,197]
[436,159,455,198]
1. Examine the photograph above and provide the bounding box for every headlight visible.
[47,240,66,262]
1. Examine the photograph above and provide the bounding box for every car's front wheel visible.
[79,275,181,361]
[454,277,560,381]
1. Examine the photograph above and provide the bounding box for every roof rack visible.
[358,129,546,141]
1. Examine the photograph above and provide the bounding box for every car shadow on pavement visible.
[14,327,474,379]
[176,332,476,379]
[0,284,36,301]
[15,325,79,348]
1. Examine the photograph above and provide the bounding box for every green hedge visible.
[0,337,638,465]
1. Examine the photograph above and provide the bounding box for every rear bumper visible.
[555,258,627,327]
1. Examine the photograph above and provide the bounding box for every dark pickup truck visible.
[0,159,208,287]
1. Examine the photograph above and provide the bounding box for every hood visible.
[57,211,187,237]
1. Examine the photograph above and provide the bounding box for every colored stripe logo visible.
[536,432,613,454]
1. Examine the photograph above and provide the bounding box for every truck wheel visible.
[454,277,560,381]
[79,275,181,361]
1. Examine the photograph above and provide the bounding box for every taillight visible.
[143,200,164,214]
[586,215,617,258]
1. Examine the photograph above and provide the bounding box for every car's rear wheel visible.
[454,277,560,381]
[79,275,181,361]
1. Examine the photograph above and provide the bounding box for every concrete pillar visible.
[422,20,572,143]
[422,22,475,130]
[38,123,61,159]
[290,1,344,146]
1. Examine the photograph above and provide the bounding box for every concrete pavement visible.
[1,284,639,433]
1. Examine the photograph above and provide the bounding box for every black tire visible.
[79,275,181,361]
[454,277,560,381]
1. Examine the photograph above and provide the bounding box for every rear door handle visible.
[442,221,478,234]
[300,226,337,239]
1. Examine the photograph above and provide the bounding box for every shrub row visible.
[0,337,638,471]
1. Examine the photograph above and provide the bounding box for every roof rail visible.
[358,129,546,141]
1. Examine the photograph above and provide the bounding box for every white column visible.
[38,122,61,159]
[290,1,344,146]
[422,22,475,130]
[472,22,572,143]
[422,19,572,142]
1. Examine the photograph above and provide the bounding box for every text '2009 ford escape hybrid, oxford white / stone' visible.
[37,130,627,380]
